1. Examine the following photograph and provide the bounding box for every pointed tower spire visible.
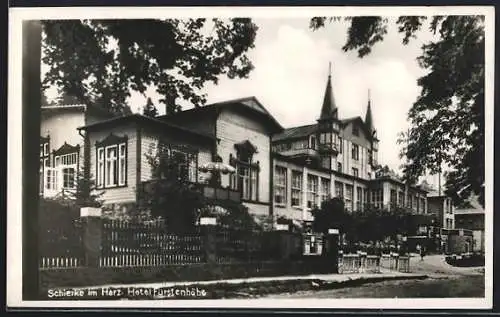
[365,89,375,135]
[319,62,338,121]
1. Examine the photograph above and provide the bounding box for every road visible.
[266,255,485,298]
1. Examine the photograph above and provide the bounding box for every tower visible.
[365,90,379,168]
[317,63,341,169]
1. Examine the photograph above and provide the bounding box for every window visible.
[45,168,58,191]
[345,185,353,211]
[96,134,128,189]
[372,189,383,208]
[307,175,318,209]
[54,152,78,190]
[356,186,363,211]
[232,141,259,201]
[408,195,413,209]
[320,156,330,169]
[337,162,342,173]
[420,198,426,213]
[105,146,118,187]
[62,168,75,189]
[309,135,316,149]
[274,166,287,205]
[398,192,405,207]
[352,144,359,160]
[353,125,359,136]
[97,148,104,188]
[335,181,343,199]
[352,167,359,177]
[338,137,343,153]
[320,178,330,204]
[390,189,397,206]
[291,171,302,207]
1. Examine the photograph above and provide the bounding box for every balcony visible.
[140,180,241,204]
[280,147,318,158]
[197,184,241,203]
[318,143,338,155]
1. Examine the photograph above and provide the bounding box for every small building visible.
[39,102,114,198]
[454,197,485,253]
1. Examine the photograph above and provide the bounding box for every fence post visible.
[80,207,103,267]
[324,229,340,273]
[200,217,217,265]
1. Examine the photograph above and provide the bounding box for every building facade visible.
[41,70,431,226]
[270,71,428,223]
[39,103,113,198]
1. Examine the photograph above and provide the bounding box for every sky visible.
[42,17,443,188]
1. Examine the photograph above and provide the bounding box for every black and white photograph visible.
[7,6,494,310]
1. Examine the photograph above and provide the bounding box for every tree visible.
[139,141,205,232]
[311,198,352,236]
[42,19,258,115]
[311,16,485,207]
[142,97,158,117]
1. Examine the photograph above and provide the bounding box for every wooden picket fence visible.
[39,218,299,269]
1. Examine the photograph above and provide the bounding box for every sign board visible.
[275,224,289,231]
[80,207,102,217]
[328,228,339,235]
[200,217,217,226]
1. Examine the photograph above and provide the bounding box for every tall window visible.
[274,166,287,206]
[345,185,353,211]
[309,135,317,149]
[96,134,128,189]
[335,181,343,199]
[390,189,397,206]
[291,171,302,207]
[54,150,79,190]
[372,189,383,208]
[232,140,259,201]
[420,197,426,213]
[40,137,50,194]
[320,178,330,204]
[307,175,318,209]
[352,167,359,177]
[338,137,343,153]
[398,191,405,207]
[352,144,359,160]
[62,168,75,189]
[356,186,363,211]
[337,162,342,173]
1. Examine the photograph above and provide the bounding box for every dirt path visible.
[408,254,484,277]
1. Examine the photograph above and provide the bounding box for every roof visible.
[454,208,485,215]
[272,124,317,142]
[78,114,215,141]
[158,96,283,134]
[319,74,338,121]
[41,103,116,119]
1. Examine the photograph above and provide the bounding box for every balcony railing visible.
[318,143,338,154]
[197,184,241,203]
[140,180,241,204]
[279,147,318,158]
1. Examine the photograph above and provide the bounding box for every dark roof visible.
[319,74,338,121]
[158,96,283,134]
[78,114,215,142]
[272,124,317,142]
